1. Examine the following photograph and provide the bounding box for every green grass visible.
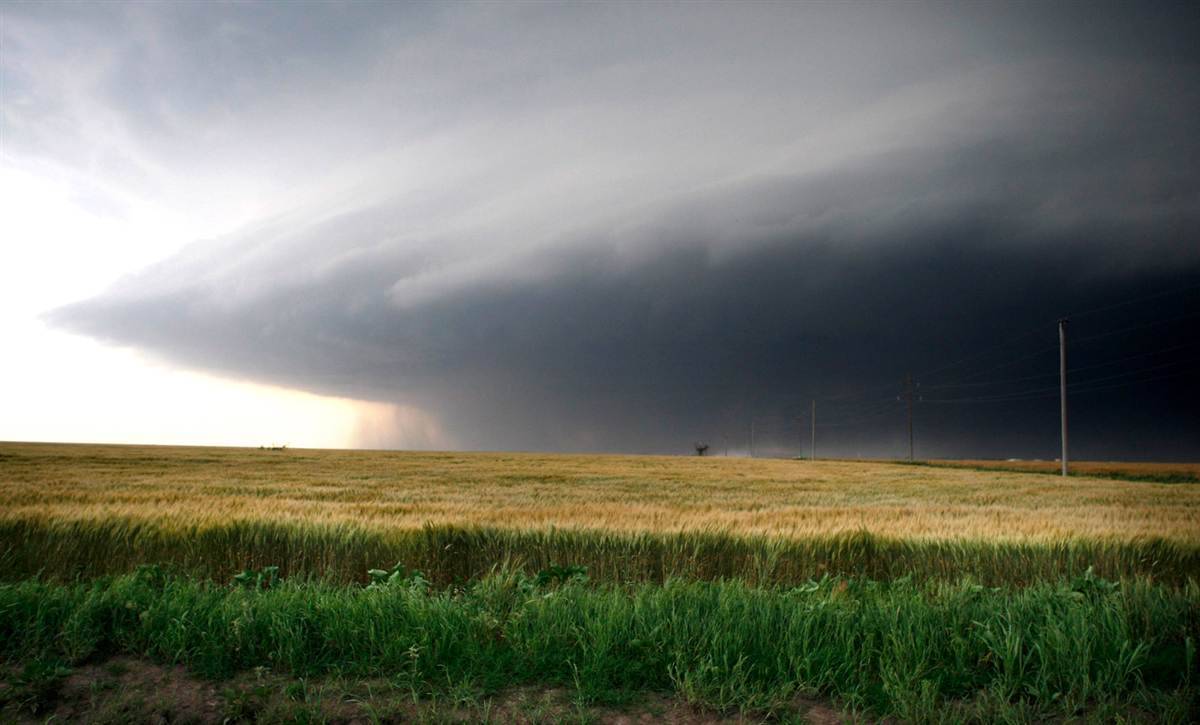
[4,519,1199,587]
[903,460,1200,485]
[1,568,1196,721]
[4,445,1197,719]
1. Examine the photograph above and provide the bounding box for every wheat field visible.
[923,458,1200,482]
[3,441,1200,721]
[2,441,1198,584]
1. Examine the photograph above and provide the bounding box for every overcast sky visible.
[2,1,1198,458]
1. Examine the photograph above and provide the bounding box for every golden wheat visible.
[3,442,1197,543]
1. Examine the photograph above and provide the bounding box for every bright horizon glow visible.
[0,163,440,450]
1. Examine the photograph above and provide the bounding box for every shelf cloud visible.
[11,1,1198,456]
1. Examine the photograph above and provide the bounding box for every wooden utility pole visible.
[1059,318,1069,476]
[750,419,755,458]
[905,373,914,462]
[810,400,816,461]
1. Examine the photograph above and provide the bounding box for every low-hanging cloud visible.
[11,1,1199,457]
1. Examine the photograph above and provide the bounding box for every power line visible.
[915,325,1049,383]
[921,366,1197,404]
[924,350,1200,396]
[810,396,905,424]
[1070,310,1200,346]
[1068,355,1200,388]
[916,284,1200,386]
[1070,340,1200,372]
[813,380,907,403]
[1059,318,1068,476]
[760,286,1198,458]
[921,339,1200,390]
[1060,367,1197,396]
[921,370,1059,391]
[944,344,1061,384]
[760,332,1194,425]
[816,404,902,428]
[1062,281,1200,320]
[905,373,914,462]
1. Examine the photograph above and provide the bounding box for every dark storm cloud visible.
[22,1,1200,457]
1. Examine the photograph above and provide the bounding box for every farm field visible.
[920,459,1200,484]
[1,441,1198,722]
[2,442,1199,585]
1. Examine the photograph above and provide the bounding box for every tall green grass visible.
[1,569,1195,720]
[2,518,1198,586]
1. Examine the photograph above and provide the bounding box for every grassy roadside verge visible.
[2,569,1197,722]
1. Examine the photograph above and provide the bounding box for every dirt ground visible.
[0,657,847,724]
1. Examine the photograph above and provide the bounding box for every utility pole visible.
[905,373,914,462]
[810,400,816,461]
[750,419,755,458]
[1059,318,1069,476]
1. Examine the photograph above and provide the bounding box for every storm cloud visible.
[8,1,1199,457]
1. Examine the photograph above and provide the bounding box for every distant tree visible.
[694,442,710,456]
